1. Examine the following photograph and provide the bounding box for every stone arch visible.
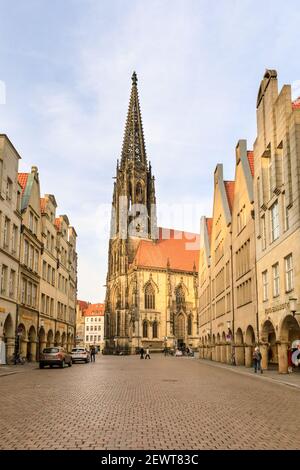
[47,329,54,348]
[245,325,256,368]
[26,325,37,361]
[54,330,61,346]
[17,323,27,359]
[3,314,14,363]
[235,328,245,366]
[278,315,300,373]
[216,333,221,362]
[279,315,300,343]
[61,331,66,349]
[261,319,277,366]
[3,313,14,337]
[220,331,226,363]
[67,333,71,352]
[38,327,46,360]
[245,325,256,345]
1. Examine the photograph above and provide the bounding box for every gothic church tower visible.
[105,72,157,352]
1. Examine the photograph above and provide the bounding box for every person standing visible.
[90,345,96,362]
[253,347,263,373]
[140,347,144,359]
[145,348,151,359]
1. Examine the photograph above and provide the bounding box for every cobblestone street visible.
[0,355,299,450]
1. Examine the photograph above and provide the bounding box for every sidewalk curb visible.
[0,371,18,378]
[198,359,300,390]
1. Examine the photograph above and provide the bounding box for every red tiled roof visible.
[18,173,29,194]
[77,300,89,312]
[206,218,213,242]
[292,97,300,109]
[40,198,46,214]
[132,227,199,272]
[247,151,254,177]
[55,217,61,231]
[84,303,105,317]
[224,181,235,212]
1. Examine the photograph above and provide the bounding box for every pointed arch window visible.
[152,321,158,338]
[145,283,155,310]
[136,182,143,203]
[175,285,185,311]
[143,320,148,338]
[187,315,192,336]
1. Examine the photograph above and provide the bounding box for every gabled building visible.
[17,166,43,361]
[253,70,300,373]
[231,140,257,367]
[0,135,22,364]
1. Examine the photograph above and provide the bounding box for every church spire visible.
[120,71,147,168]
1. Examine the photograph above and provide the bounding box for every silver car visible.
[39,347,72,368]
[71,347,90,363]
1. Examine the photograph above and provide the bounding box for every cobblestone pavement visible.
[0,355,299,450]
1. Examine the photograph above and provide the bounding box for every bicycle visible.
[12,353,26,365]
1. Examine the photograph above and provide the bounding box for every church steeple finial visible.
[132,71,137,85]
[120,71,147,168]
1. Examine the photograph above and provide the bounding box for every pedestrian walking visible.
[90,345,96,362]
[253,346,263,373]
[145,348,151,359]
[140,347,144,359]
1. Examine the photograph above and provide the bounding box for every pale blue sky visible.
[0,0,300,301]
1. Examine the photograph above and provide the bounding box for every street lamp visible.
[289,297,299,316]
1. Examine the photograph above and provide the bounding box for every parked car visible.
[39,347,72,369]
[71,347,90,363]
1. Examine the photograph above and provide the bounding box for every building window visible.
[21,279,26,304]
[261,215,266,250]
[9,270,15,298]
[34,250,39,272]
[6,178,12,201]
[285,254,294,292]
[152,321,158,338]
[262,270,268,302]
[272,263,280,297]
[24,240,29,265]
[143,320,148,338]
[32,285,37,308]
[98,336,101,342]
[175,285,185,311]
[3,217,10,249]
[41,294,45,312]
[144,283,155,309]
[27,282,32,306]
[86,325,89,332]
[1,265,8,295]
[86,335,89,342]
[90,325,93,332]
[270,201,279,242]
[12,225,18,254]
[29,245,34,270]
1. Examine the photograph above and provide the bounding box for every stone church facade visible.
[104,73,199,354]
